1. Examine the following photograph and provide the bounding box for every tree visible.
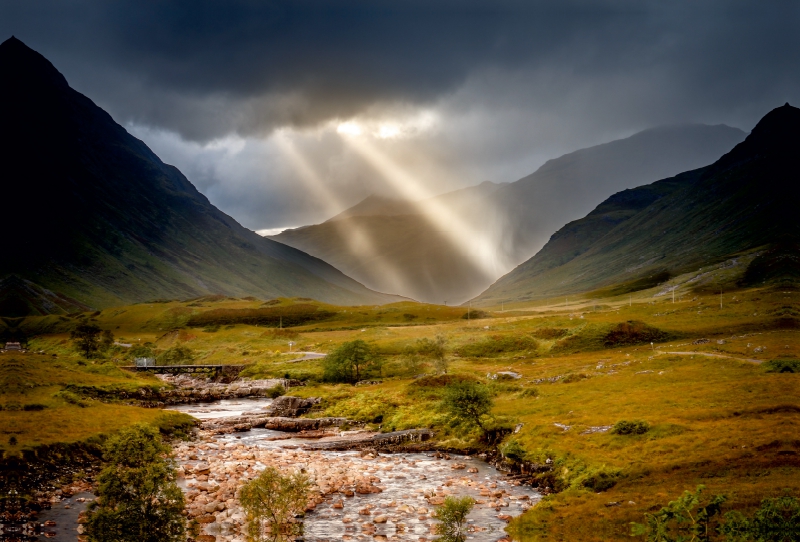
[239,466,311,542]
[433,495,475,542]
[100,329,115,350]
[417,334,449,373]
[86,425,185,542]
[442,381,493,431]
[71,323,102,358]
[322,340,380,383]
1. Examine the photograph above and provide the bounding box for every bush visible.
[416,335,449,373]
[611,420,650,435]
[433,495,475,542]
[266,384,286,398]
[763,358,800,373]
[239,466,311,541]
[55,390,89,408]
[442,382,493,432]
[86,425,185,542]
[580,466,621,492]
[455,335,538,358]
[23,403,47,411]
[501,439,527,462]
[604,320,670,347]
[461,309,491,319]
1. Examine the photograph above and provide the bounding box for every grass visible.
[0,353,192,455]
[5,286,799,538]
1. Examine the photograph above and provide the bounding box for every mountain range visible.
[274,124,745,303]
[473,103,800,305]
[0,37,402,316]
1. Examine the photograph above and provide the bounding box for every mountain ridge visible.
[0,37,403,315]
[473,103,800,305]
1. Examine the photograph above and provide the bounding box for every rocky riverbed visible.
[168,396,541,542]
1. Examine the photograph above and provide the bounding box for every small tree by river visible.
[322,339,380,383]
[86,425,185,542]
[239,466,311,542]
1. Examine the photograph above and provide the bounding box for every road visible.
[287,351,327,363]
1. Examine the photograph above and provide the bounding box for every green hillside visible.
[0,38,402,316]
[475,104,800,306]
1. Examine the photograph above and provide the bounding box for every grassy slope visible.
[13,281,798,538]
[0,353,189,454]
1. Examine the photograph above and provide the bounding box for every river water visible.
[167,397,540,541]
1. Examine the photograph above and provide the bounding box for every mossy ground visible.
[5,285,798,539]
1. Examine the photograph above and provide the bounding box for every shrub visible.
[604,320,670,347]
[266,384,286,398]
[763,358,800,373]
[86,425,185,542]
[580,466,621,492]
[501,439,527,462]
[416,335,449,373]
[461,309,491,319]
[239,466,311,541]
[455,335,538,358]
[433,495,475,542]
[56,390,89,408]
[562,373,589,384]
[442,382,493,432]
[611,420,650,435]
[23,403,47,411]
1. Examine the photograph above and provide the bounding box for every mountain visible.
[473,104,800,305]
[273,181,505,304]
[490,123,748,262]
[274,125,745,304]
[0,37,403,316]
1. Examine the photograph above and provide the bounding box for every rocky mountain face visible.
[473,104,800,305]
[275,125,745,303]
[0,37,402,315]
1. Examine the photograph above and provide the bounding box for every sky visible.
[2,1,799,233]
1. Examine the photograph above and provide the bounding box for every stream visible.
[166,397,540,542]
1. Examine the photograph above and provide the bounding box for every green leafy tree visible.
[417,334,449,373]
[71,323,102,358]
[86,425,185,542]
[239,466,311,542]
[129,344,155,359]
[322,339,380,383]
[433,495,475,542]
[442,381,493,432]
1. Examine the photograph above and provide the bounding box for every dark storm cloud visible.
[3,0,798,141]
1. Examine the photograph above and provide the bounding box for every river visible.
[166,397,540,542]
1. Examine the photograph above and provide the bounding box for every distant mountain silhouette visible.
[0,37,402,315]
[275,124,745,304]
[473,104,800,305]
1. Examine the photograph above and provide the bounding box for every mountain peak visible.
[0,35,69,89]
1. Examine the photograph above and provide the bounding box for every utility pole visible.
[720,291,723,310]
[629,295,631,307]
[672,288,675,304]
